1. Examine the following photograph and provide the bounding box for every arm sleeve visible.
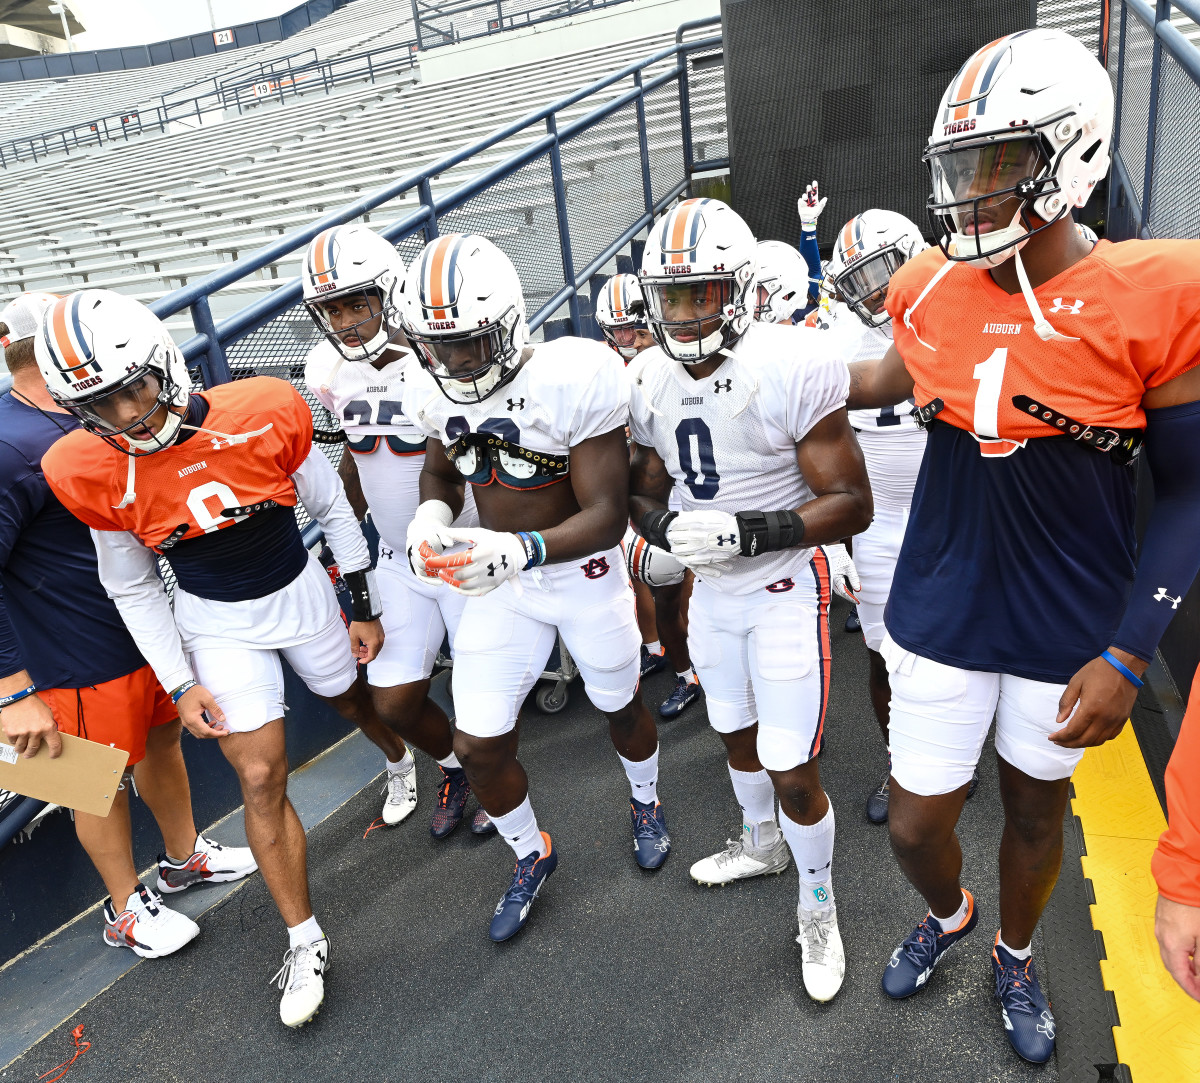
[797,230,822,306]
[292,446,371,574]
[1110,402,1200,662]
[0,458,46,681]
[1152,663,1200,906]
[92,528,192,694]
[567,349,631,445]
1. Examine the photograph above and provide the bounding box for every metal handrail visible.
[411,0,634,50]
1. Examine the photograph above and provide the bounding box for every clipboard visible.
[0,733,130,816]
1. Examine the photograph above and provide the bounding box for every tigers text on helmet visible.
[830,210,927,328]
[925,27,1113,268]
[595,273,648,360]
[34,290,191,456]
[302,224,407,363]
[403,233,527,404]
[639,198,756,365]
[753,240,808,324]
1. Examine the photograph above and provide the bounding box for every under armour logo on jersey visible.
[714,379,732,393]
[487,556,509,577]
[1049,297,1085,315]
[507,398,525,411]
[1154,587,1183,609]
[580,556,610,579]
[379,545,394,561]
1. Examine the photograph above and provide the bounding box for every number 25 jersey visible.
[884,240,1200,682]
[628,322,849,594]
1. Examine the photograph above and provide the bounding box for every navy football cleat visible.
[430,766,471,839]
[882,890,978,998]
[659,674,701,719]
[640,644,668,678]
[844,608,861,633]
[488,833,557,942]
[993,936,1056,1064]
[471,806,497,836]
[630,798,671,870]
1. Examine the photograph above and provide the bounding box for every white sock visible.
[998,935,1032,960]
[779,802,835,913]
[930,890,969,932]
[619,745,659,805]
[436,751,461,771]
[387,751,414,774]
[287,915,324,949]
[728,764,776,828]
[676,668,697,681]
[491,795,546,859]
[644,640,663,654]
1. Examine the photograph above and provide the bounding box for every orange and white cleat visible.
[156,833,258,894]
[102,883,199,958]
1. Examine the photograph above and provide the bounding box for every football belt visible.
[913,398,944,427]
[1012,395,1143,465]
[313,427,348,444]
[445,431,570,489]
[221,499,283,517]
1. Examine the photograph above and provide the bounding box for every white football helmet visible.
[753,240,808,324]
[829,209,927,328]
[35,290,191,455]
[594,273,648,360]
[640,198,756,364]
[301,224,407,363]
[403,233,527,404]
[925,27,1114,267]
[1076,221,1099,245]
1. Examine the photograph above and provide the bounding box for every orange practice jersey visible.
[1153,663,1200,906]
[43,376,313,552]
[887,240,1200,454]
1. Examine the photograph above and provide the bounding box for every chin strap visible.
[112,455,137,509]
[1012,247,1079,343]
[901,258,956,353]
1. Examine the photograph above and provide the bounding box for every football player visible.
[796,179,827,316]
[847,29,1200,1062]
[402,234,668,943]
[628,198,873,1002]
[596,273,701,720]
[38,291,387,1029]
[754,240,811,326]
[302,224,492,838]
[825,209,980,823]
[0,292,255,960]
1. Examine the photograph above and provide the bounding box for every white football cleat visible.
[796,906,845,1002]
[273,936,330,1029]
[157,833,258,894]
[102,883,199,958]
[382,763,418,826]
[689,822,790,886]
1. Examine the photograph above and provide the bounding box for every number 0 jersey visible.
[305,342,476,553]
[884,239,1200,682]
[628,322,849,594]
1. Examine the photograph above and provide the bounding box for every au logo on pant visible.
[580,556,610,579]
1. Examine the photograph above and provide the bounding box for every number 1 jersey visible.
[628,322,849,594]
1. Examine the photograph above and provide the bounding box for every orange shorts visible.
[39,664,178,767]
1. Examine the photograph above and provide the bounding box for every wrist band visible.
[517,531,547,570]
[640,509,677,551]
[170,680,197,705]
[343,568,383,622]
[1100,650,1144,690]
[0,684,37,710]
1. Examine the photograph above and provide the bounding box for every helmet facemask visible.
[409,304,524,404]
[58,355,187,456]
[305,282,403,364]
[831,246,907,328]
[642,273,751,365]
[925,129,1066,267]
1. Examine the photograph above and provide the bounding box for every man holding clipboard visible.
[0,293,256,960]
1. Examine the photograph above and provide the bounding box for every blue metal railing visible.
[1106,0,1200,239]
[411,0,633,50]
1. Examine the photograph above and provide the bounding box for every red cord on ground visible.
[362,817,386,838]
[38,1024,90,1082]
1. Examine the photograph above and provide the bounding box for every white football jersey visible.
[628,322,849,594]
[831,319,920,433]
[403,336,630,467]
[305,341,475,552]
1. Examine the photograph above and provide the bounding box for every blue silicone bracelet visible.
[0,685,37,710]
[1100,650,1144,690]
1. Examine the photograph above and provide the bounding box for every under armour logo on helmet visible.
[714,379,732,393]
[1154,587,1182,609]
[487,555,509,577]
[1049,297,1085,315]
[507,398,525,411]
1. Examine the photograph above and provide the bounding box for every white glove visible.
[665,510,742,566]
[797,179,827,231]
[822,543,861,604]
[427,526,525,597]
[623,526,686,587]
[406,500,455,584]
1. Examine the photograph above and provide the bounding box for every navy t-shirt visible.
[884,422,1138,684]
[0,393,147,689]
